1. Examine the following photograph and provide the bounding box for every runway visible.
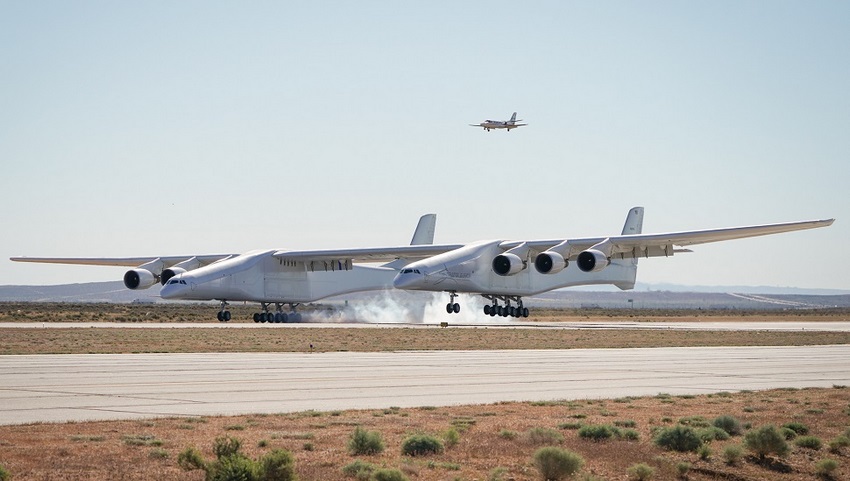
[2,345,849,425]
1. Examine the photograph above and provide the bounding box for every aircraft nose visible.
[393,269,424,289]
[160,279,190,299]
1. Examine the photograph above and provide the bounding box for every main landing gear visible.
[217,301,231,322]
[252,302,303,323]
[445,291,461,314]
[482,295,529,318]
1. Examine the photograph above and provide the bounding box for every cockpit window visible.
[168,279,188,285]
[400,269,421,274]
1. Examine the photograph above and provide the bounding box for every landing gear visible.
[445,291,460,314]
[217,301,231,322]
[252,302,303,323]
[482,295,530,318]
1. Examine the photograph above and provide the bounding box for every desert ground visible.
[1,304,849,480]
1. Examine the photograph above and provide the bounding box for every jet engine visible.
[534,251,567,274]
[160,267,186,285]
[492,253,525,276]
[577,249,609,273]
[124,269,158,290]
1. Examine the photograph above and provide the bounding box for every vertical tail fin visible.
[611,207,643,290]
[410,214,436,245]
[509,112,517,123]
[621,207,644,235]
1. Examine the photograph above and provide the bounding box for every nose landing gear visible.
[217,301,231,322]
[445,291,461,314]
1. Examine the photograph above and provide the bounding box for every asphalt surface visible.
[2,345,849,425]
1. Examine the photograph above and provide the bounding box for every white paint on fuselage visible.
[160,249,397,303]
[394,241,638,296]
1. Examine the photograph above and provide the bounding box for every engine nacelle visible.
[492,253,525,276]
[160,267,187,285]
[534,251,567,274]
[124,269,158,290]
[577,249,610,273]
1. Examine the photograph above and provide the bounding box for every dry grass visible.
[1,387,849,480]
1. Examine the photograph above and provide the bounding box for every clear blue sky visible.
[2,1,848,289]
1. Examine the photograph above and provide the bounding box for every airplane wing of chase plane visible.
[11,214,463,322]
[393,208,835,318]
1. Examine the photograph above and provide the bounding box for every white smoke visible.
[305,291,514,324]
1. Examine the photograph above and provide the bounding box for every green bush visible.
[675,461,691,478]
[348,427,384,456]
[178,447,208,471]
[781,427,798,440]
[443,427,460,448]
[371,468,408,481]
[532,446,584,480]
[578,424,615,441]
[214,436,242,459]
[626,463,655,481]
[722,444,744,465]
[815,458,839,477]
[621,429,640,441]
[697,426,730,442]
[0,464,9,481]
[697,444,712,461]
[794,435,822,450]
[209,454,258,481]
[528,427,564,444]
[782,422,809,435]
[401,434,444,456]
[744,425,790,459]
[341,459,376,479]
[258,450,296,481]
[654,425,703,452]
[678,416,710,428]
[828,435,850,453]
[498,429,518,439]
[712,415,743,435]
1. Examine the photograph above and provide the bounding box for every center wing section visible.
[273,244,464,264]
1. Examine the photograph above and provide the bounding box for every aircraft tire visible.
[452,303,460,313]
[490,307,497,317]
[509,306,516,317]
[223,311,231,322]
[253,313,260,323]
[446,303,453,314]
[217,311,223,322]
[522,308,529,318]
[483,305,490,315]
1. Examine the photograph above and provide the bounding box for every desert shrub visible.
[781,427,798,440]
[258,450,296,481]
[626,463,654,481]
[149,448,169,459]
[209,454,257,481]
[214,436,242,459]
[713,415,743,435]
[498,429,518,439]
[615,419,637,428]
[443,428,460,448]
[678,416,710,428]
[348,427,384,456]
[528,427,564,445]
[698,444,712,461]
[744,425,790,459]
[0,465,9,481]
[676,461,691,478]
[371,468,408,481]
[342,459,376,479]
[782,421,809,435]
[401,434,443,456]
[532,446,584,480]
[815,458,839,477]
[578,424,615,441]
[795,435,822,450]
[558,422,583,430]
[722,444,744,465]
[622,429,640,441]
[697,426,730,442]
[828,435,850,453]
[654,425,702,452]
[178,447,208,471]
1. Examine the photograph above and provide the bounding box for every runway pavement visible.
[2,345,849,425]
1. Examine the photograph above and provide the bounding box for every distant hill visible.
[1,281,848,309]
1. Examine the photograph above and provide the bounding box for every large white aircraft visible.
[469,112,527,131]
[11,214,456,323]
[392,207,834,318]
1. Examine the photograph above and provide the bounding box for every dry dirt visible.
[1,304,850,480]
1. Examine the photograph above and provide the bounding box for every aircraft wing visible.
[273,244,464,263]
[10,255,234,268]
[500,218,835,259]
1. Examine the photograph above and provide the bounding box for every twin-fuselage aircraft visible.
[11,209,833,321]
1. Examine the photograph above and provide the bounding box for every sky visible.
[1,1,848,290]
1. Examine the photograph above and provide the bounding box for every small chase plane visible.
[470,112,527,131]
